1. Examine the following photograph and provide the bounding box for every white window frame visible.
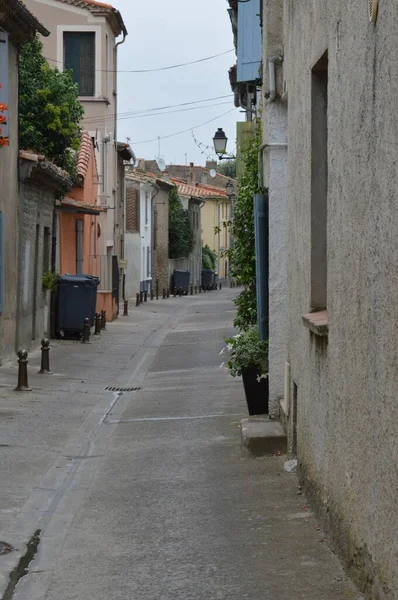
[57,25,102,98]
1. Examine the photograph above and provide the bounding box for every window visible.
[64,32,95,97]
[311,52,328,311]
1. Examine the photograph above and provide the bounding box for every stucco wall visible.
[124,232,140,299]
[283,1,398,596]
[0,41,18,363]
[17,178,54,350]
[261,0,288,417]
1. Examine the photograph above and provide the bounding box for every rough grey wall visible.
[262,0,288,416]
[284,0,398,596]
[124,232,141,299]
[17,180,54,351]
[0,42,19,363]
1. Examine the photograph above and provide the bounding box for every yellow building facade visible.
[201,196,232,280]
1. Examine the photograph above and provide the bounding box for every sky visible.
[109,0,240,167]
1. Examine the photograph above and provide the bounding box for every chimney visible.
[189,162,195,185]
[206,160,217,172]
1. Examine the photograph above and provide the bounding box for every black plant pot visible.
[242,368,269,416]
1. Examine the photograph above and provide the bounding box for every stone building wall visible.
[282,1,398,596]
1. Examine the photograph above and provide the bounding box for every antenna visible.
[156,157,166,172]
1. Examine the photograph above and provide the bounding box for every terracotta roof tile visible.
[53,0,126,35]
[76,131,95,182]
[172,179,227,199]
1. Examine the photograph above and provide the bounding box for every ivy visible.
[168,187,194,259]
[202,244,217,270]
[19,36,84,178]
[223,120,262,330]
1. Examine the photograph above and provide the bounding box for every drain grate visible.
[0,541,13,555]
[105,386,141,392]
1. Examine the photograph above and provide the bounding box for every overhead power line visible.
[130,108,236,145]
[45,49,234,74]
[82,94,234,124]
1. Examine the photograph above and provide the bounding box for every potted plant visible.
[220,326,268,415]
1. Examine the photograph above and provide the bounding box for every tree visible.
[223,122,262,330]
[168,187,194,259]
[19,36,84,176]
[217,160,236,179]
[202,244,217,270]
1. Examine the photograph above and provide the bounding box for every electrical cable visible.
[44,49,234,74]
[82,95,233,124]
[130,108,236,145]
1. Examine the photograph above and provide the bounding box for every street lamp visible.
[213,128,236,160]
[225,180,235,199]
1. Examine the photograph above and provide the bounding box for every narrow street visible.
[0,290,359,600]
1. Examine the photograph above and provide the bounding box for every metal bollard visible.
[100,310,107,330]
[39,338,52,374]
[94,312,101,335]
[140,291,144,304]
[150,289,154,301]
[179,287,183,297]
[156,279,159,300]
[162,288,166,299]
[167,288,170,298]
[15,349,31,391]
[194,286,197,294]
[123,299,128,316]
[219,282,222,290]
[144,290,148,303]
[173,287,177,298]
[136,293,140,306]
[190,286,193,296]
[82,317,91,344]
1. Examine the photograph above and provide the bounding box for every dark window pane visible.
[64,32,95,97]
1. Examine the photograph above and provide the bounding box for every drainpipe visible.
[268,55,282,102]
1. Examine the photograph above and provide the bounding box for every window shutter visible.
[237,0,262,83]
[64,32,95,96]
[0,31,9,141]
[80,33,95,96]
[0,213,4,313]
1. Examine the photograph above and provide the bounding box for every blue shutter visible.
[0,213,4,313]
[0,31,9,140]
[237,0,262,83]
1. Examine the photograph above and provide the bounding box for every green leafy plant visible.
[202,244,217,270]
[223,120,262,330]
[42,271,58,292]
[220,326,268,378]
[217,159,236,179]
[168,186,194,259]
[19,36,83,178]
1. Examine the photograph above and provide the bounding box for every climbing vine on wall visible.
[223,120,262,330]
[168,186,194,259]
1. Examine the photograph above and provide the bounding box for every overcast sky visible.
[110,0,240,167]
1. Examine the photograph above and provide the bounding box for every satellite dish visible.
[156,157,166,172]
[209,169,216,178]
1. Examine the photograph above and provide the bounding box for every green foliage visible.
[42,271,58,292]
[168,187,194,259]
[220,326,268,378]
[217,159,236,179]
[202,244,217,270]
[223,121,262,330]
[19,36,83,177]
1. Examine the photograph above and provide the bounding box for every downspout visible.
[268,55,282,102]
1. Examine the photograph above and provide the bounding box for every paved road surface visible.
[0,290,360,599]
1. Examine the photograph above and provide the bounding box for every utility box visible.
[56,274,99,337]
[172,270,190,294]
